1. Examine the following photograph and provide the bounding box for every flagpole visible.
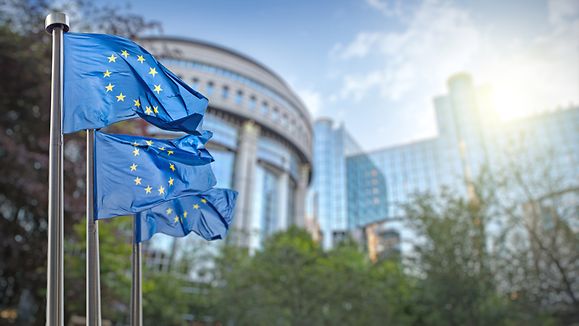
[86,129,102,325]
[130,216,143,326]
[45,12,69,326]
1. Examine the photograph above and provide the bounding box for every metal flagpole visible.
[86,129,101,325]
[45,12,69,326]
[130,217,143,326]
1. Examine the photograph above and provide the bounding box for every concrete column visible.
[294,164,310,228]
[233,121,260,247]
[276,171,290,231]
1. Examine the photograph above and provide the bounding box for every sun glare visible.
[487,62,543,121]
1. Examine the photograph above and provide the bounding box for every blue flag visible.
[94,131,216,219]
[135,188,237,243]
[63,33,208,134]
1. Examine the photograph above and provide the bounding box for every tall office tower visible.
[310,119,362,249]
[434,73,499,199]
[343,73,578,258]
[495,106,579,232]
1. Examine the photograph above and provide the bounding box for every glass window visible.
[206,81,214,96]
[222,85,229,99]
[209,149,235,188]
[235,90,243,105]
[261,102,269,115]
[191,77,199,89]
[272,107,280,121]
[249,95,257,110]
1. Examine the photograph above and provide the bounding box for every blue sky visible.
[123,0,579,150]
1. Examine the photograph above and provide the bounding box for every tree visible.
[490,135,579,324]
[211,227,415,326]
[403,182,516,326]
[65,218,132,323]
[0,1,159,323]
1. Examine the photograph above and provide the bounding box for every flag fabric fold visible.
[63,32,208,134]
[135,188,237,242]
[94,131,216,219]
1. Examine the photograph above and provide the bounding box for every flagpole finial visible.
[45,12,69,33]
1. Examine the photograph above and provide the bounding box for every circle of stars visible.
[102,49,163,118]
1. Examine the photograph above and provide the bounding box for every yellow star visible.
[133,99,141,108]
[144,106,153,115]
[167,150,174,156]
[108,54,117,63]
[137,55,145,63]
[201,199,207,204]
[173,216,179,223]
[153,84,163,94]
[193,204,200,209]
[166,208,173,215]
[169,163,175,172]
[133,148,140,156]
[116,93,126,101]
[103,70,112,78]
[144,185,152,194]
[105,83,114,92]
[149,67,158,77]
[183,211,188,218]
[132,141,139,147]
[134,177,142,185]
[145,140,153,146]
[158,185,165,195]
[153,106,159,114]
[159,147,165,151]
[121,50,129,58]
[168,177,174,186]
[130,163,138,171]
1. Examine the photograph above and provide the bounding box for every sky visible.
[121,0,579,150]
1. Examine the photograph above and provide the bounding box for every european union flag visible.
[135,188,237,242]
[94,131,216,219]
[63,33,208,134]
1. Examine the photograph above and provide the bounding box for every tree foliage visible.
[211,227,415,325]
[0,1,159,323]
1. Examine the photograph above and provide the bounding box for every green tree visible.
[0,1,159,323]
[211,227,415,326]
[403,185,513,325]
[65,218,133,322]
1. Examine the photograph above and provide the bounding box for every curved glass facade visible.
[142,37,313,252]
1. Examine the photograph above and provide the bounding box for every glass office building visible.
[310,119,388,249]
[315,73,578,255]
[138,36,313,256]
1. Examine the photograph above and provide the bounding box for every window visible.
[249,95,256,110]
[235,90,243,105]
[272,107,279,121]
[222,85,229,99]
[261,102,269,115]
[191,77,199,89]
[206,81,214,96]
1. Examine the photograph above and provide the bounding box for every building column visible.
[276,171,289,231]
[233,121,260,247]
[294,164,310,228]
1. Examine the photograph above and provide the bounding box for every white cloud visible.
[366,0,406,17]
[333,0,579,124]
[336,0,481,103]
[331,32,382,60]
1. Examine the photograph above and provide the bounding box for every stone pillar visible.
[233,121,259,247]
[276,171,289,231]
[294,164,310,228]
